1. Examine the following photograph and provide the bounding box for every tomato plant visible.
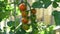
[0,0,60,34]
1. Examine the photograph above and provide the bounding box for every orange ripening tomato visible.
[19,3,27,11]
[22,18,28,24]
[31,9,36,14]
[21,11,27,17]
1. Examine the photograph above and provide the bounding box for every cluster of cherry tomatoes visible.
[19,2,36,30]
[19,2,29,30]
[19,3,28,24]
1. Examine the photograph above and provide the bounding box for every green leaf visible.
[15,30,21,34]
[0,1,6,7]
[54,0,60,2]
[52,2,58,8]
[4,0,8,3]
[32,1,43,8]
[32,0,52,8]
[43,0,52,8]
[32,29,39,34]
[11,26,15,30]
[0,18,2,22]
[7,21,15,27]
[7,18,20,27]
[3,30,6,34]
[52,10,58,16]
[52,10,60,25]
[20,28,26,34]
[9,30,14,34]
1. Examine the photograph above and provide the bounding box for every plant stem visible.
[14,0,16,34]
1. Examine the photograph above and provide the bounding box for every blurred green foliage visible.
[0,0,59,34]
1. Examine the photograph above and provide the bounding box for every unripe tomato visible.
[22,18,28,24]
[19,3,27,11]
[31,9,36,14]
[22,24,29,30]
[21,11,27,17]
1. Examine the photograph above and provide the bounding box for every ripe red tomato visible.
[21,11,27,17]
[19,3,27,11]
[22,18,28,24]
[31,9,36,14]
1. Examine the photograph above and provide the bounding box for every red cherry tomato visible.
[19,3,27,11]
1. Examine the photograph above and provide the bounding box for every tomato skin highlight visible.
[19,3,27,11]
[31,9,36,14]
[22,18,28,24]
